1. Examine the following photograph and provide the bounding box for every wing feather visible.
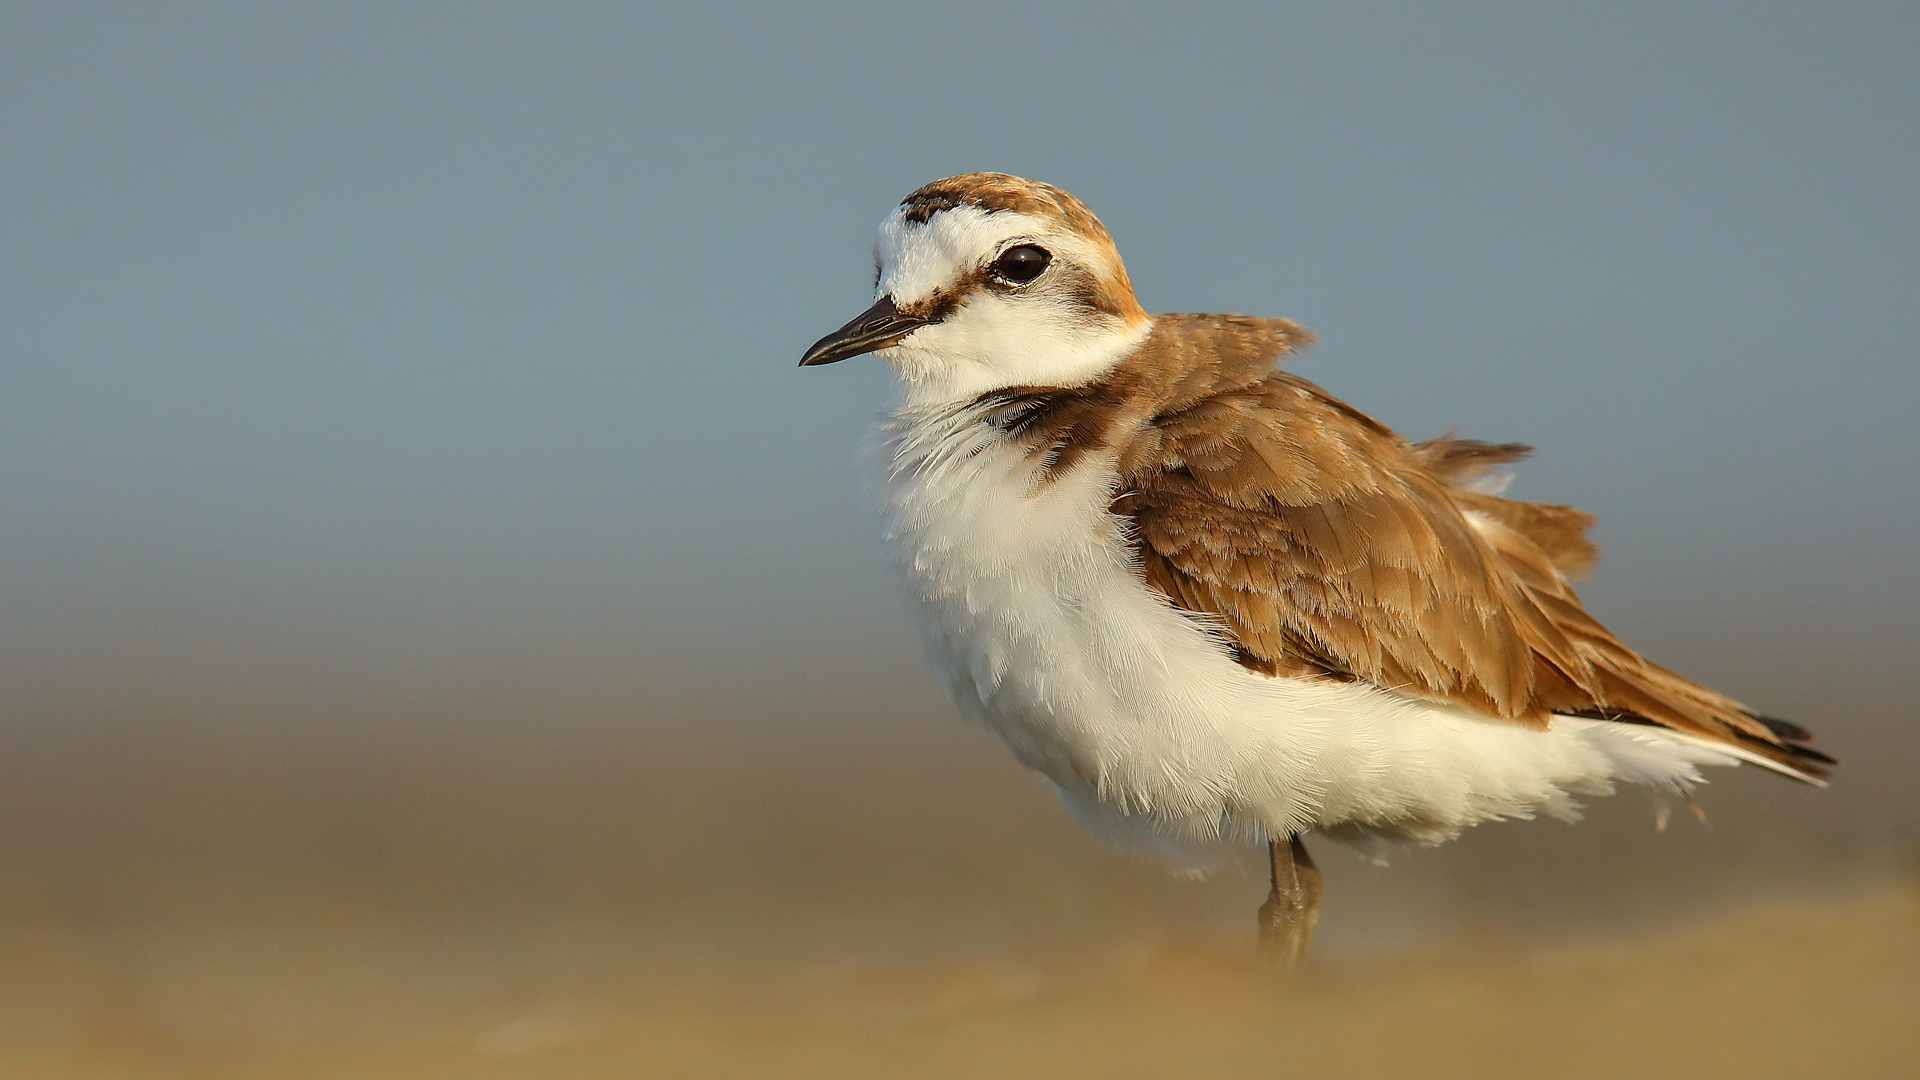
[991,312,1828,780]
[1117,366,1806,762]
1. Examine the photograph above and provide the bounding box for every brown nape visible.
[978,311,1822,777]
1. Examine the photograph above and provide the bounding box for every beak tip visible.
[799,295,922,371]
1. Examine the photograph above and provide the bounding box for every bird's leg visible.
[1256,834,1322,965]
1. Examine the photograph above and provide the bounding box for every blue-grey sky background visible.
[2,1,1915,827]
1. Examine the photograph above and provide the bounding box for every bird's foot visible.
[1256,834,1322,968]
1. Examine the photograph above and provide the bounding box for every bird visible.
[799,172,1832,963]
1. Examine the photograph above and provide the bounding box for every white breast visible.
[868,398,1742,867]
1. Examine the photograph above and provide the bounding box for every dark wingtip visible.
[1572,706,1837,780]
[1733,719,1837,782]
[1754,715,1837,766]
[1756,714,1814,743]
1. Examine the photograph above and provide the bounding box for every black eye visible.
[993,244,1051,284]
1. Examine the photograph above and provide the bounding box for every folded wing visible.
[1109,355,1829,780]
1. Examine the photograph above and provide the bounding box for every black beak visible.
[799,295,927,367]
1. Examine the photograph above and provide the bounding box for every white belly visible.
[869,401,1737,865]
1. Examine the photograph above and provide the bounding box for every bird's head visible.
[801,173,1151,400]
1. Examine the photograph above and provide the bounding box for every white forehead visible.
[874,205,1053,305]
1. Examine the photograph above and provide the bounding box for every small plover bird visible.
[801,173,1832,961]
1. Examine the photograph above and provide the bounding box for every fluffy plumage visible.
[809,172,1831,868]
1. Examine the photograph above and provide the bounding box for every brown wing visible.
[1113,369,1828,777]
[1411,435,1601,579]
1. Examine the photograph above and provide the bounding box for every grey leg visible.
[1256,834,1322,965]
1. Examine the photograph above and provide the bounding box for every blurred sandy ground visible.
[0,636,1914,1079]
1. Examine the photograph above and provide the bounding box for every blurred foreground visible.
[0,681,1914,1079]
[4,886,1913,1079]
